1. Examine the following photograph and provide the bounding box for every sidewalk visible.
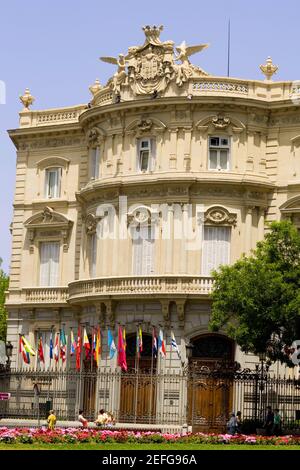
[0,418,183,433]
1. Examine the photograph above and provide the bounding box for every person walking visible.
[273,409,282,436]
[264,406,274,436]
[227,412,237,435]
[47,410,57,430]
[236,411,242,434]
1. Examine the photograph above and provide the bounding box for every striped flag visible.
[54,333,59,363]
[19,336,30,364]
[38,336,45,363]
[49,331,53,360]
[60,328,67,363]
[108,329,116,359]
[152,327,158,358]
[70,329,76,356]
[171,331,181,359]
[117,326,127,371]
[158,329,166,358]
[83,328,90,359]
[94,326,101,366]
[76,327,81,371]
[136,326,143,358]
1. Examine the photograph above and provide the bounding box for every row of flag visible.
[18,327,181,371]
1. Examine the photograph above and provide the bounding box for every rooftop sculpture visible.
[100,25,209,95]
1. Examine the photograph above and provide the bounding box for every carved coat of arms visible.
[100,25,209,96]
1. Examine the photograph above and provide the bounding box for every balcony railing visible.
[22,287,69,304]
[68,275,214,302]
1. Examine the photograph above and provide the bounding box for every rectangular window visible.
[132,225,155,275]
[208,136,230,171]
[45,168,61,198]
[89,233,97,277]
[90,147,100,179]
[39,242,60,286]
[202,226,230,275]
[137,138,155,172]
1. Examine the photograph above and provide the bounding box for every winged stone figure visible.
[174,41,209,86]
[99,54,128,93]
[175,41,209,66]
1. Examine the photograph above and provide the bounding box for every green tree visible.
[209,221,300,364]
[0,259,9,342]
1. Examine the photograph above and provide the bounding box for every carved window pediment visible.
[84,213,104,235]
[36,156,70,173]
[204,206,237,226]
[24,207,73,252]
[126,117,166,136]
[195,114,245,134]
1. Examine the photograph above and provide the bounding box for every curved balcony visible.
[68,275,214,304]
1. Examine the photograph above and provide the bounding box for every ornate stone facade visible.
[5,25,300,424]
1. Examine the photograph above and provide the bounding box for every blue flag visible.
[108,329,116,359]
[49,332,53,360]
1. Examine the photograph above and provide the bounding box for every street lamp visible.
[5,341,13,369]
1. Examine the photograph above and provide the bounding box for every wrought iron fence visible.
[0,367,300,432]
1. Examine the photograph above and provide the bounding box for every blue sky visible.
[0,0,300,273]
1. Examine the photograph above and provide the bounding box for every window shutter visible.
[150,138,156,171]
[90,233,97,277]
[136,139,141,172]
[49,243,60,286]
[40,242,60,286]
[202,226,230,275]
[40,242,50,286]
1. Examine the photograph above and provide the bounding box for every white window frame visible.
[132,224,155,275]
[137,138,156,173]
[45,167,62,199]
[90,146,100,180]
[201,226,231,276]
[208,136,230,171]
[39,241,60,286]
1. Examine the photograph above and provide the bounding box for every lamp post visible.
[5,341,13,370]
[255,352,269,422]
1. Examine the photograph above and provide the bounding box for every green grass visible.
[0,442,299,450]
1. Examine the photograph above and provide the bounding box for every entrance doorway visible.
[119,333,157,423]
[187,334,235,432]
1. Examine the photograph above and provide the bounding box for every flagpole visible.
[149,325,155,423]
[169,327,173,374]
[134,323,139,424]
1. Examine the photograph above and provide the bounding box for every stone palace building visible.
[4,25,300,429]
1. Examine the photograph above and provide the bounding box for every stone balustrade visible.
[68,275,214,303]
[22,287,69,304]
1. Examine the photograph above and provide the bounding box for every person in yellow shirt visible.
[47,410,57,430]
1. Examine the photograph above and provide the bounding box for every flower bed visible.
[0,427,300,446]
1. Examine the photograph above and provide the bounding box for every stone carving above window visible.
[86,126,106,146]
[84,213,103,235]
[126,116,166,136]
[211,115,231,129]
[195,114,245,134]
[24,207,73,253]
[204,206,237,226]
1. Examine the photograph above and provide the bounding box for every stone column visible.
[169,128,178,169]
[165,205,174,273]
[180,204,188,274]
[257,208,265,241]
[245,207,253,253]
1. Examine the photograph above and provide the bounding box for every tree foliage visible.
[209,221,300,364]
[0,259,9,342]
